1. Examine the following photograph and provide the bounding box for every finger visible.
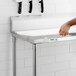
[63,32,69,36]
[59,32,63,35]
[63,33,67,36]
[66,32,68,35]
[60,32,64,36]
[59,29,61,33]
[60,31,65,35]
[60,32,66,36]
[59,29,66,36]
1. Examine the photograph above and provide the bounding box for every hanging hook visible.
[18,2,22,14]
[29,0,33,13]
[39,0,44,13]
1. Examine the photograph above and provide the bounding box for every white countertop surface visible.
[14,25,76,36]
[12,27,76,44]
[16,28,59,36]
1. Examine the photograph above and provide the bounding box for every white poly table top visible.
[12,28,76,44]
[16,28,59,36]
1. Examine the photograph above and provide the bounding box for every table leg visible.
[12,37,16,76]
[33,44,36,76]
[12,37,36,76]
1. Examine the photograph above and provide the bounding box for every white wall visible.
[0,0,17,76]
[0,0,76,76]
[44,0,76,15]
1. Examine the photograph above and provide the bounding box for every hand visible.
[59,22,71,36]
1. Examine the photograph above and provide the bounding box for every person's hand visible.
[59,22,71,36]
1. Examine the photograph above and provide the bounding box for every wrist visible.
[66,21,72,27]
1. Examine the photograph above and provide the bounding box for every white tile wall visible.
[37,72,55,76]
[70,40,76,53]
[0,71,9,76]
[39,45,69,56]
[0,24,10,76]
[56,69,76,76]
[37,62,69,74]
[55,0,71,13]
[70,61,76,69]
[56,70,69,76]
[24,57,33,67]
[69,69,76,76]
[44,0,56,15]
[17,59,25,69]
[37,55,55,65]
[56,53,76,62]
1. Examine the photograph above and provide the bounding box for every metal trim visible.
[12,37,16,76]
[33,44,36,76]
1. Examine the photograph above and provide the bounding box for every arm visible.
[68,18,76,26]
[59,18,76,36]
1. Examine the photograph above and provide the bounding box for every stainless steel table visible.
[11,28,76,76]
